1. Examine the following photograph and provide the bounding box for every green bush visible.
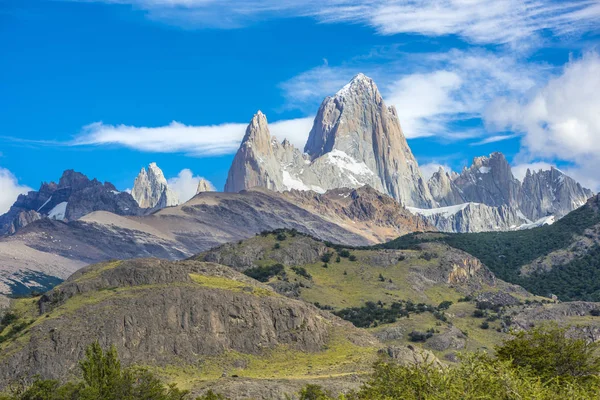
[496,324,600,382]
[243,264,284,282]
[291,266,311,280]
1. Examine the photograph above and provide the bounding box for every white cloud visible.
[74,0,600,46]
[486,52,600,190]
[0,167,32,214]
[511,162,554,181]
[470,133,519,146]
[419,162,453,180]
[279,63,355,111]
[167,169,216,203]
[72,116,315,156]
[279,49,547,139]
[386,70,463,138]
[73,121,247,156]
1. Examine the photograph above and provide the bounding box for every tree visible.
[496,324,600,382]
[79,341,123,399]
[297,384,332,400]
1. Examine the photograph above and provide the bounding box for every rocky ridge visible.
[225,74,434,208]
[424,153,593,232]
[0,170,142,235]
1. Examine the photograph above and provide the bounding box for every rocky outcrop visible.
[0,294,8,311]
[225,74,434,207]
[520,167,593,221]
[196,178,215,194]
[425,153,594,232]
[408,202,528,233]
[0,258,378,388]
[132,163,179,208]
[0,170,142,235]
[7,210,42,234]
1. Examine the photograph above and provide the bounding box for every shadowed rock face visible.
[225,74,435,208]
[0,170,142,235]
[0,258,377,387]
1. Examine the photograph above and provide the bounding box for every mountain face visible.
[0,170,142,235]
[131,162,179,209]
[408,203,528,233]
[225,74,434,208]
[520,167,593,221]
[426,153,593,232]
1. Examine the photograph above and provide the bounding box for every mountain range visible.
[1,74,600,398]
[224,74,592,233]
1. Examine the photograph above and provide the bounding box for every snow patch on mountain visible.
[48,202,67,220]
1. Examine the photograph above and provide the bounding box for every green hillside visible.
[380,197,600,301]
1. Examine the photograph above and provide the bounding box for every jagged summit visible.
[132,162,179,209]
[0,170,141,235]
[225,75,434,208]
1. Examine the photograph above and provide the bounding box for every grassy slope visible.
[210,233,525,359]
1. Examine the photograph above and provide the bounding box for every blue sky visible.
[1,0,599,212]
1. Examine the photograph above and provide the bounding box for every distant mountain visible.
[225,74,434,208]
[428,152,593,223]
[224,75,592,233]
[0,170,142,235]
[131,162,179,208]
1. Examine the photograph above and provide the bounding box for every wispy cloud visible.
[69,116,314,156]
[0,167,32,214]
[73,121,246,156]
[69,0,600,45]
[471,133,519,146]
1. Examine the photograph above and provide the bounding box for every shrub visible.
[437,300,453,310]
[348,255,357,262]
[276,233,287,241]
[273,243,281,250]
[590,309,600,316]
[291,266,311,280]
[496,324,600,382]
[337,249,351,258]
[408,330,433,342]
[243,264,284,282]
[321,253,333,263]
[480,321,490,329]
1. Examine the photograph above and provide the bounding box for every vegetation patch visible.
[243,264,284,282]
[189,274,275,297]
